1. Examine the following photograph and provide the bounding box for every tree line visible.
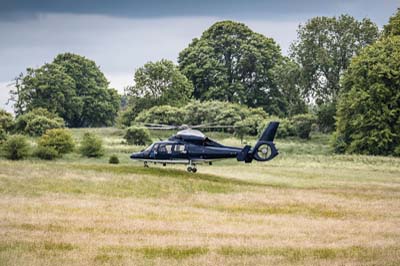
[1,8,399,156]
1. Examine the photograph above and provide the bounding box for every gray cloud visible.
[0,0,398,112]
[1,0,398,23]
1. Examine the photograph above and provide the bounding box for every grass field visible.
[0,128,399,265]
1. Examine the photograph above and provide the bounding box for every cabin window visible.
[174,144,186,153]
[158,144,173,154]
[152,144,159,152]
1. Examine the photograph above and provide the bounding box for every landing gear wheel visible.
[187,166,197,173]
[144,162,149,168]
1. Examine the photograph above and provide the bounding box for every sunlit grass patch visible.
[98,245,209,260]
[194,202,355,219]
[218,245,399,262]
[0,240,76,253]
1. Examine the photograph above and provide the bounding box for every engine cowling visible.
[252,141,278,161]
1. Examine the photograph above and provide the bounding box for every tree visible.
[290,15,379,104]
[334,36,400,156]
[11,53,120,127]
[383,8,400,37]
[12,64,81,123]
[178,21,285,115]
[270,58,307,116]
[123,59,193,122]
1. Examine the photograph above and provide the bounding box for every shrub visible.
[14,108,64,136]
[109,155,120,164]
[292,114,317,139]
[275,118,296,138]
[35,145,59,160]
[25,116,64,137]
[131,101,269,130]
[0,109,14,133]
[135,105,187,125]
[0,129,7,144]
[2,135,30,160]
[79,132,104,157]
[316,103,336,133]
[37,128,75,156]
[124,126,152,145]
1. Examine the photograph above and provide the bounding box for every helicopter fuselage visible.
[130,122,280,172]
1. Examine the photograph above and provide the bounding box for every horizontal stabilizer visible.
[237,145,253,163]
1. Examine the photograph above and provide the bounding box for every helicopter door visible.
[156,143,173,160]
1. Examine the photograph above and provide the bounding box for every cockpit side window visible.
[174,144,186,153]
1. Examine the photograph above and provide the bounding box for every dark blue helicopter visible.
[130,122,279,172]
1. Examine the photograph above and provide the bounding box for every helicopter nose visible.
[130,152,143,159]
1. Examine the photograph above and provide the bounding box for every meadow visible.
[0,128,399,265]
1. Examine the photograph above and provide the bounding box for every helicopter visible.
[130,121,279,172]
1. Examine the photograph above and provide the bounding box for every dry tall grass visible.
[0,152,399,265]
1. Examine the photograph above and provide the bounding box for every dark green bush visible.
[14,108,64,136]
[124,126,152,145]
[316,103,336,133]
[109,155,120,164]
[0,129,7,144]
[79,132,104,157]
[2,135,30,160]
[35,145,59,160]
[292,114,317,139]
[37,128,75,156]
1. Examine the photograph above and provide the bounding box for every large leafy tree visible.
[334,36,400,156]
[178,21,285,115]
[290,15,379,104]
[11,53,120,127]
[12,63,81,124]
[121,59,193,125]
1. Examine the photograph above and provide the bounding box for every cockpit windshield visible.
[144,144,153,152]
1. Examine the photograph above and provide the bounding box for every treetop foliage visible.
[122,59,193,123]
[178,20,291,116]
[383,8,400,37]
[11,53,120,127]
[290,15,379,104]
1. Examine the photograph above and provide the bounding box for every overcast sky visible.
[0,0,399,112]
